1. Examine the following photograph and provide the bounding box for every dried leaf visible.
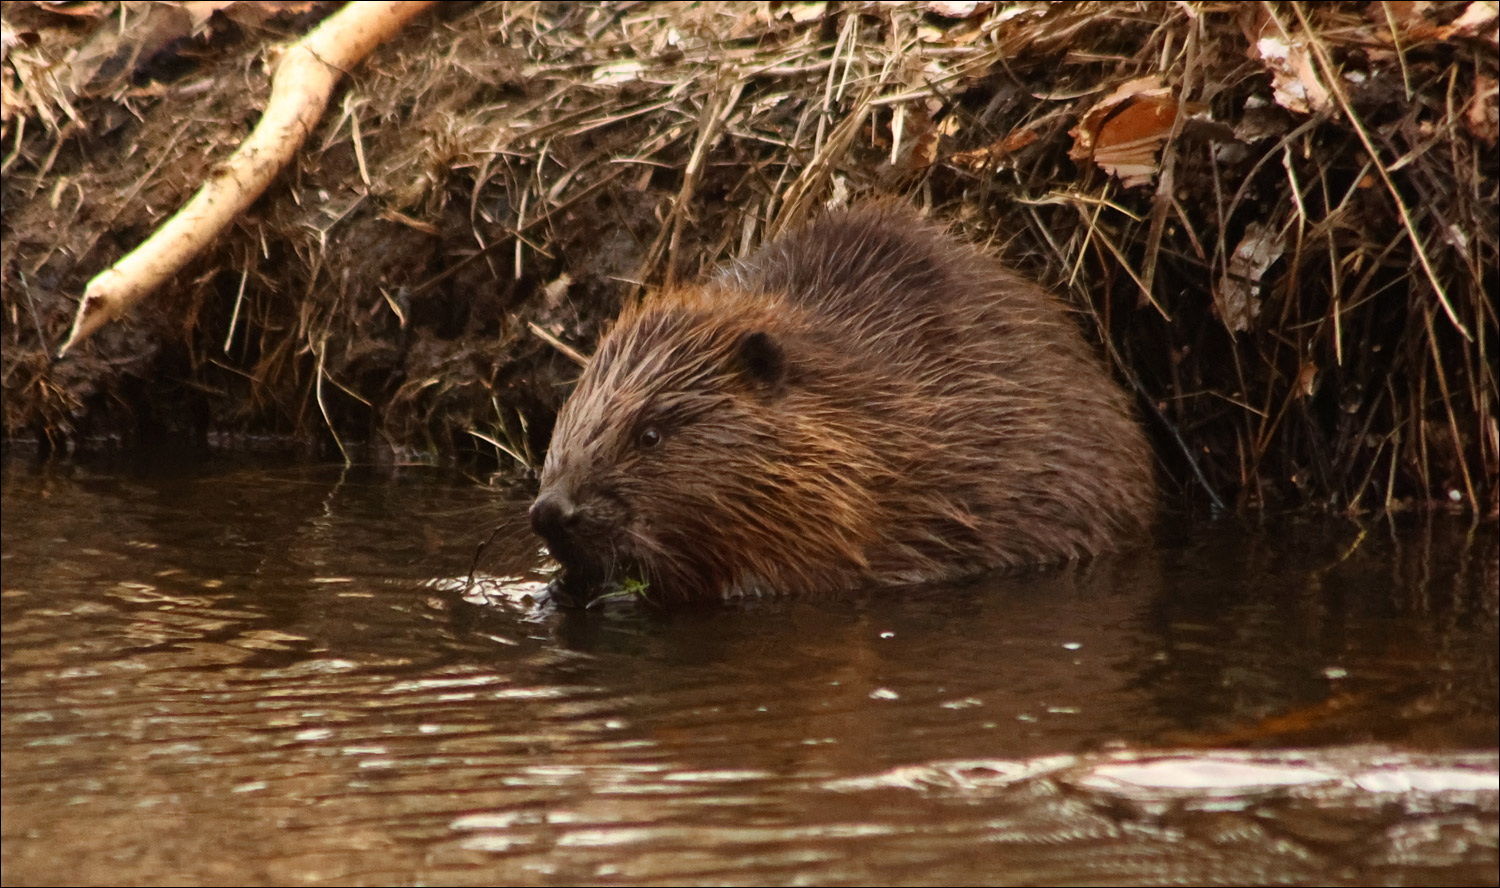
[948,126,1039,172]
[1093,97,1176,188]
[924,2,992,18]
[1244,8,1331,116]
[1296,360,1319,399]
[1068,76,1197,188]
[778,2,827,25]
[1465,74,1498,146]
[1216,222,1285,333]
[1438,0,1500,49]
[1256,35,1330,114]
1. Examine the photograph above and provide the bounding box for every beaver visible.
[530,202,1155,603]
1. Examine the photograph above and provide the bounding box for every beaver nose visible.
[529,490,579,546]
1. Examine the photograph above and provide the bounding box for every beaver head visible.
[530,286,900,603]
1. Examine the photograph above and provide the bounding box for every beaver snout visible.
[529,486,627,576]
[528,489,579,549]
[530,487,629,604]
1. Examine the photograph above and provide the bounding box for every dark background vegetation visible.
[2,1,1495,514]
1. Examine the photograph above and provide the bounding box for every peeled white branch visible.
[58,0,436,357]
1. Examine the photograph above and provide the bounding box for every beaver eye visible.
[637,426,662,449]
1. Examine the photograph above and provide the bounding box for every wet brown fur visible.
[533,203,1155,601]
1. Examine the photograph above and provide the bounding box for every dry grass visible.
[2,1,1495,514]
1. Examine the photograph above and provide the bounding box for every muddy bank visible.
[2,1,1495,513]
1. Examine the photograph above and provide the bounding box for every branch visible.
[58,0,436,357]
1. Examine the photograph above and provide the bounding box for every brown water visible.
[2,459,1496,886]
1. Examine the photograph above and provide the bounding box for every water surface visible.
[2,459,1495,885]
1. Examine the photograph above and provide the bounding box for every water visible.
[2,459,1495,885]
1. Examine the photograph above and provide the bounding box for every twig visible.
[527,321,587,367]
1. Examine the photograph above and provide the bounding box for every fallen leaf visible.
[1092,97,1177,188]
[948,126,1039,172]
[1243,8,1331,115]
[1438,0,1500,50]
[1465,74,1498,146]
[924,2,992,18]
[1070,76,1166,158]
[1295,360,1319,399]
[1254,34,1330,114]
[1069,76,1202,188]
[777,2,827,24]
[1216,221,1284,333]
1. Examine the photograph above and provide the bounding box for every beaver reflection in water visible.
[530,203,1155,603]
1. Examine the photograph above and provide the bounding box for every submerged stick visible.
[58,0,436,357]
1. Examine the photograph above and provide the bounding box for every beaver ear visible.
[731,330,787,392]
